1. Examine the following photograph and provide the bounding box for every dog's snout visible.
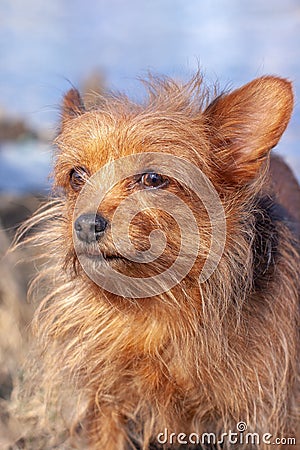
[74,213,108,243]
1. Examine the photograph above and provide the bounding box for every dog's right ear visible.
[61,89,86,128]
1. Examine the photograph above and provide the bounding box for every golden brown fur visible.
[15,73,299,449]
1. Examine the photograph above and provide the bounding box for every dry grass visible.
[0,203,71,449]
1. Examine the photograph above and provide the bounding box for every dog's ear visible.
[61,88,86,127]
[204,76,293,184]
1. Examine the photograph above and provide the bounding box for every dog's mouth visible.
[77,248,130,263]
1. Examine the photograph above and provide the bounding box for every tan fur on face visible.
[14,73,299,449]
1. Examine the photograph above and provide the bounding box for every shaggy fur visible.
[15,73,300,449]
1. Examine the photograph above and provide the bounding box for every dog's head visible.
[53,74,293,298]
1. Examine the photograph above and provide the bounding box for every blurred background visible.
[0,0,299,447]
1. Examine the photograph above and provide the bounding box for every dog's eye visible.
[140,172,167,189]
[69,166,89,191]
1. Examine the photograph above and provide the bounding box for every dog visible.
[16,72,300,449]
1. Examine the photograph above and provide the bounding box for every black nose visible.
[74,213,108,243]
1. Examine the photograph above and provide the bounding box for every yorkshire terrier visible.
[17,73,300,449]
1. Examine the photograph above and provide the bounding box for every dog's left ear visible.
[61,88,86,128]
[204,76,293,184]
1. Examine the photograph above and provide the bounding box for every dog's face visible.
[53,76,293,294]
[54,107,210,282]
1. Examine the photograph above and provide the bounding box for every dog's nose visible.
[74,213,108,243]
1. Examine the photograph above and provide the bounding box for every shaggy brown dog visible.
[17,73,299,449]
